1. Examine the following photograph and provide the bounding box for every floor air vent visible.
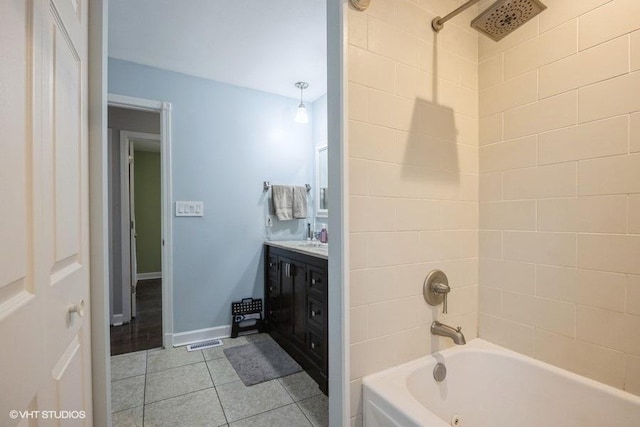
[186,339,223,351]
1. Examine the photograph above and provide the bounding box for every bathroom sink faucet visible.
[431,321,466,345]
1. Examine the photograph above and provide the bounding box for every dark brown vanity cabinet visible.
[265,245,328,394]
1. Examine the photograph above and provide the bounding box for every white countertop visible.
[265,240,328,260]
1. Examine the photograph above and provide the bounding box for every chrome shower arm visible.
[432,0,481,32]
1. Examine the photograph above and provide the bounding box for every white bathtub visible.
[363,339,640,427]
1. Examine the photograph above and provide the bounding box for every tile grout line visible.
[297,394,327,427]
[143,345,215,407]
[109,355,147,417]
[277,377,315,426]
[294,399,315,426]
[146,357,209,374]
[212,368,298,424]
[204,350,230,426]
[142,350,148,427]
[143,385,216,407]
[228,401,312,426]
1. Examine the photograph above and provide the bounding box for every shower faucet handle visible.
[424,270,450,314]
[431,281,450,294]
[432,281,450,314]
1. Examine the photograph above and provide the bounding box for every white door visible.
[129,143,138,318]
[0,0,91,424]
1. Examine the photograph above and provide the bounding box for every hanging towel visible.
[292,186,308,219]
[272,185,294,220]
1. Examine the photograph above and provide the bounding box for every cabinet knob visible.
[311,278,316,284]
[269,262,274,267]
[311,310,320,317]
[311,342,316,350]
[269,286,273,292]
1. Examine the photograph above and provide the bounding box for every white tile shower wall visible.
[478,0,640,395]
[347,1,479,425]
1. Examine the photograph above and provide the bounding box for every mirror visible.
[316,145,328,217]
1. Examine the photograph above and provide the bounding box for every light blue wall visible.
[109,58,315,333]
[313,93,328,146]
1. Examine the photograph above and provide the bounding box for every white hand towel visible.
[292,186,308,219]
[272,185,294,221]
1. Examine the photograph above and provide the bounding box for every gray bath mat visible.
[223,338,302,386]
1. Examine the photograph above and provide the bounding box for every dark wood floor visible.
[110,279,162,356]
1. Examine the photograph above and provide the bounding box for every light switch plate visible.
[176,201,204,217]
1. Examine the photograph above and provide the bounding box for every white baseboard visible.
[137,271,162,281]
[111,313,124,326]
[172,325,231,347]
[163,332,174,349]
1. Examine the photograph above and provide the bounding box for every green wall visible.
[134,150,161,274]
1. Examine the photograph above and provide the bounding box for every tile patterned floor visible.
[111,335,328,427]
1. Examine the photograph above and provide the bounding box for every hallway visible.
[111,279,162,356]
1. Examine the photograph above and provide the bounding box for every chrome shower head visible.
[471,0,547,41]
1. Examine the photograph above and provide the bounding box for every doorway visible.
[107,97,174,355]
[88,2,346,424]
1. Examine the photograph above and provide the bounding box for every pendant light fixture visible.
[294,81,309,123]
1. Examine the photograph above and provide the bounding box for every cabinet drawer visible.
[307,297,324,331]
[308,266,326,296]
[307,329,324,362]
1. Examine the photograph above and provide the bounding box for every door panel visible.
[266,256,279,327]
[0,0,91,423]
[278,257,292,336]
[52,14,81,264]
[0,0,45,420]
[52,335,86,422]
[43,0,91,417]
[0,0,32,301]
[290,260,307,348]
[129,144,137,317]
[119,133,132,323]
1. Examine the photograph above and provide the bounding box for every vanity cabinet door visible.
[289,259,308,349]
[264,245,329,394]
[278,256,292,337]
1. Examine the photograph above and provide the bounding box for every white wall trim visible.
[137,271,162,281]
[108,93,163,111]
[172,325,232,347]
[88,1,112,424]
[160,102,174,349]
[119,129,162,321]
[327,1,349,425]
[119,131,133,324]
[108,94,175,350]
[108,128,117,326]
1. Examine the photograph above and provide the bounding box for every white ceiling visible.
[108,0,327,101]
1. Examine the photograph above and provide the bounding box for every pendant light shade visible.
[294,81,309,124]
[295,103,308,123]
